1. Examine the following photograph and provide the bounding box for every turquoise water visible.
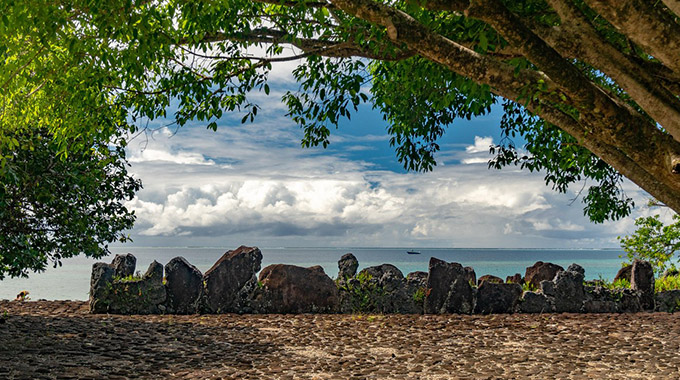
[0,247,626,301]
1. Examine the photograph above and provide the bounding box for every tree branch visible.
[583,0,680,74]
[461,0,680,181]
[253,0,336,9]
[179,27,415,61]
[535,0,680,141]
[329,0,680,205]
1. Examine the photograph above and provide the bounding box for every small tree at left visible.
[0,128,141,279]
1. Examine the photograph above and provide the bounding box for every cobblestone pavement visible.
[1,301,679,379]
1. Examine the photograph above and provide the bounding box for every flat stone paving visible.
[1,300,679,379]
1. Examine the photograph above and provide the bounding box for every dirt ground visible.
[1,300,679,379]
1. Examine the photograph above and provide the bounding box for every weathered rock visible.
[111,253,136,278]
[549,264,586,313]
[200,246,262,313]
[424,258,475,314]
[406,271,428,286]
[308,265,325,273]
[477,275,503,286]
[540,280,555,296]
[164,257,203,314]
[474,282,522,314]
[582,282,641,313]
[106,261,167,314]
[655,290,680,312]
[506,273,523,284]
[256,264,338,313]
[631,259,655,310]
[338,253,359,280]
[567,263,585,276]
[360,264,404,285]
[89,262,115,313]
[617,289,643,312]
[342,264,420,313]
[525,261,564,289]
[582,286,619,313]
[464,266,477,287]
[613,265,632,283]
[404,271,429,314]
[517,291,554,313]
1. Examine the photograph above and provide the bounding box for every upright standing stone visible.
[201,246,263,313]
[89,262,115,313]
[357,264,419,313]
[547,264,586,313]
[525,261,564,289]
[111,253,136,278]
[631,259,655,310]
[424,258,475,314]
[338,253,359,280]
[256,264,338,313]
[165,257,203,314]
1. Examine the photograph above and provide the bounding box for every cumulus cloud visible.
[128,148,216,166]
[122,101,652,250]
[466,136,494,154]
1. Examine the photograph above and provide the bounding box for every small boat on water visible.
[407,250,421,255]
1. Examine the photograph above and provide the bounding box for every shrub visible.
[618,214,680,276]
[656,275,680,293]
[521,282,537,292]
[337,272,384,313]
[594,275,630,290]
[412,287,428,304]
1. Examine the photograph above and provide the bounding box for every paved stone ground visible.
[1,300,679,379]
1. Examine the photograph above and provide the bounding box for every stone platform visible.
[1,300,680,379]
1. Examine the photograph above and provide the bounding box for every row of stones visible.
[89,246,677,315]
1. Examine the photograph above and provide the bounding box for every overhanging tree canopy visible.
[3,0,680,271]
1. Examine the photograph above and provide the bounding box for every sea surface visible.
[0,247,627,301]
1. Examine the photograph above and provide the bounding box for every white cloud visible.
[461,157,490,164]
[121,113,652,249]
[466,136,494,154]
[129,148,215,166]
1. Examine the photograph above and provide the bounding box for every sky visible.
[117,59,671,249]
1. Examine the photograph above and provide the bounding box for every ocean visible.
[0,247,627,301]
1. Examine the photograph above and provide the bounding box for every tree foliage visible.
[4,0,680,274]
[619,214,680,277]
[1,1,145,278]
[0,128,141,279]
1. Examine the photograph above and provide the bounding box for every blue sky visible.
[118,60,667,249]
